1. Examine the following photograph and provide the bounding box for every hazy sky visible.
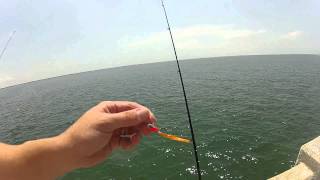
[0,0,319,88]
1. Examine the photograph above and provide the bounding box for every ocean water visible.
[1,54,320,179]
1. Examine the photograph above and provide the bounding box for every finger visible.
[98,101,146,113]
[104,108,152,130]
[110,130,121,149]
[119,137,131,149]
[126,133,141,150]
[110,127,141,149]
[138,123,154,136]
[110,137,119,150]
[119,132,141,150]
[131,132,141,146]
[149,111,156,123]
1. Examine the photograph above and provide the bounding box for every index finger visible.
[98,101,144,113]
[98,101,156,122]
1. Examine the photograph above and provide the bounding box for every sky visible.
[0,0,319,88]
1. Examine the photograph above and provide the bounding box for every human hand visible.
[60,101,156,170]
[0,101,156,180]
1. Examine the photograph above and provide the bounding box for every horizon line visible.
[0,53,319,90]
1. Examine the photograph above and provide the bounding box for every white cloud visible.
[0,74,15,88]
[0,75,14,83]
[117,24,269,60]
[117,25,312,61]
[122,24,266,49]
[281,31,303,40]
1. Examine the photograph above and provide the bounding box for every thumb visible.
[105,108,150,130]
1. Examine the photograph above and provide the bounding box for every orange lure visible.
[148,124,191,144]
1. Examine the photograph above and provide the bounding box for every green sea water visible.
[1,54,320,179]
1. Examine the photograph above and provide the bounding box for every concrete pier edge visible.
[269,136,320,180]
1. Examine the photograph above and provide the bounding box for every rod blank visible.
[160,1,202,179]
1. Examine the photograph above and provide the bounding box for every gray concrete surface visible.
[269,136,320,180]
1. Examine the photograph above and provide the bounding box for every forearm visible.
[0,143,19,178]
[0,135,74,180]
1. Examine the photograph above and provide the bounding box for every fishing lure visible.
[119,124,191,144]
[147,124,191,144]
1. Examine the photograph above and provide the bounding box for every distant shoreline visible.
[0,53,318,91]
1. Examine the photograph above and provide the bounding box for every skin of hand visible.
[0,101,156,180]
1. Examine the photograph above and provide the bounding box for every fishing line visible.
[0,30,16,61]
[160,1,202,179]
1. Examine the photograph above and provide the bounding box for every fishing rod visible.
[0,30,16,61]
[160,0,202,179]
